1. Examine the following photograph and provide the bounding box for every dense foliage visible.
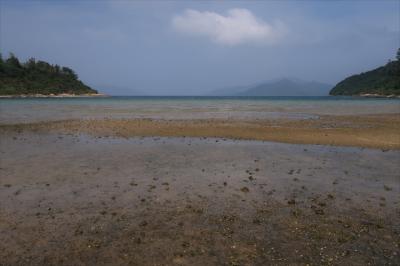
[0,53,97,95]
[330,49,400,96]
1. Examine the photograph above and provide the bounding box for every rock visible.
[383,185,392,191]
[288,199,296,205]
[253,218,262,225]
[314,209,324,215]
[240,187,249,193]
[139,221,148,227]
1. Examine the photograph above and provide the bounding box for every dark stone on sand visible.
[314,209,324,215]
[139,221,148,227]
[327,194,335,199]
[288,199,296,205]
[383,185,392,191]
[253,218,262,225]
[240,187,249,193]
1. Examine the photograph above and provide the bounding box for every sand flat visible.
[0,132,399,265]
[2,113,400,149]
[1,99,399,265]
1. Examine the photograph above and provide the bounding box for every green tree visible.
[62,67,77,79]
[396,48,400,61]
[6,53,22,68]
[25,58,36,69]
[0,52,97,95]
[0,53,4,73]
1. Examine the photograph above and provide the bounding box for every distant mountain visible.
[330,57,400,96]
[207,78,332,96]
[206,85,250,96]
[0,53,97,95]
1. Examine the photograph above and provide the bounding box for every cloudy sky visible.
[1,0,399,95]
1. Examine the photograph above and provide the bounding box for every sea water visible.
[1,96,399,124]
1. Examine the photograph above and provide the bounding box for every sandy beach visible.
[0,97,399,265]
[1,114,399,265]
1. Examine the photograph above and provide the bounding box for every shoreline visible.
[2,113,399,149]
[0,93,108,98]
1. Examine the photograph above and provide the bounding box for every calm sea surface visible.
[1,96,399,124]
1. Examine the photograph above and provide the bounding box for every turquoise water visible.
[1,96,399,124]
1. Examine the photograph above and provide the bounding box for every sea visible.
[1,96,399,124]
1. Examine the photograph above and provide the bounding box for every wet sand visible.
[0,131,399,265]
[2,113,400,149]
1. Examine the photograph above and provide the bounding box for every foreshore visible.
[1,131,399,265]
[2,113,399,149]
[1,107,399,265]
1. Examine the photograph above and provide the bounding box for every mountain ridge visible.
[206,78,332,96]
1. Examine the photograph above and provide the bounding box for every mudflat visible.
[0,129,399,265]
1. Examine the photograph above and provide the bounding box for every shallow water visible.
[1,132,399,265]
[1,96,399,124]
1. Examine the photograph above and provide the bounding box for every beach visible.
[0,97,399,265]
[2,113,399,149]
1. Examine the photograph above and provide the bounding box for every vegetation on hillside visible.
[0,53,97,95]
[329,49,400,96]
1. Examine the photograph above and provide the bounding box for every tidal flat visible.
[0,131,399,265]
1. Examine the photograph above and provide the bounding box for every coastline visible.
[358,93,400,98]
[0,93,108,98]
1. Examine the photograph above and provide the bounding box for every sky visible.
[0,0,399,95]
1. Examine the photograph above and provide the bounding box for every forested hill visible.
[330,50,400,96]
[0,53,97,95]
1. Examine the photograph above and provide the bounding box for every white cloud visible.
[172,8,286,46]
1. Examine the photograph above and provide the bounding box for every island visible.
[0,53,101,97]
[330,49,400,97]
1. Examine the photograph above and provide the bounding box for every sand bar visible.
[2,113,400,149]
